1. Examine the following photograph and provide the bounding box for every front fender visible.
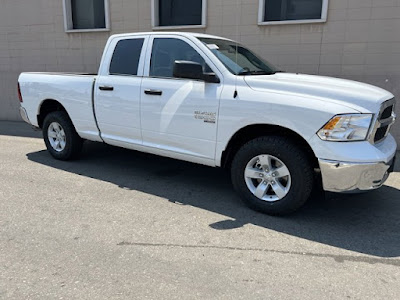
[215,88,360,166]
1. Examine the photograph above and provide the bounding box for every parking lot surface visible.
[1,121,399,299]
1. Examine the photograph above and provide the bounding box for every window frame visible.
[144,35,220,81]
[108,38,146,77]
[151,0,207,30]
[96,34,149,77]
[258,0,329,26]
[62,0,110,33]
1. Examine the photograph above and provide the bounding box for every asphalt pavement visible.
[1,121,399,299]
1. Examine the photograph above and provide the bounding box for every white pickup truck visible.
[18,32,397,215]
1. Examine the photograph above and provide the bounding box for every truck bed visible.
[18,72,101,141]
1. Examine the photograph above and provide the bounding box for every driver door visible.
[140,36,223,163]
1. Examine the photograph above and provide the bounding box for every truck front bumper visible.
[319,156,396,192]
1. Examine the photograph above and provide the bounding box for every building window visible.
[63,0,110,32]
[258,0,328,25]
[152,0,207,29]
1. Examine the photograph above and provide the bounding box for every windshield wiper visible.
[237,70,276,76]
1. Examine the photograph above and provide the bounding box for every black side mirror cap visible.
[202,73,220,83]
[173,60,220,83]
[173,60,203,80]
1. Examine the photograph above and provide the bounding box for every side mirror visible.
[173,61,220,83]
[202,72,220,84]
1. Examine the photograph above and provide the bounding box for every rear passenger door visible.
[94,35,148,146]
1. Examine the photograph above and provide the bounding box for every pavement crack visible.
[117,241,400,267]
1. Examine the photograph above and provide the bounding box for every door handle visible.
[144,89,162,96]
[99,86,114,91]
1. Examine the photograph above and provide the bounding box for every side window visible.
[109,38,144,76]
[150,38,211,78]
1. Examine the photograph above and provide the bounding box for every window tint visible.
[71,0,106,29]
[150,38,210,78]
[109,39,144,76]
[159,0,202,26]
[264,0,323,22]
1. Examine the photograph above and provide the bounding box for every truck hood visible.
[244,73,393,113]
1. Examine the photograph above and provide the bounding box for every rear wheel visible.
[231,136,314,215]
[43,111,83,160]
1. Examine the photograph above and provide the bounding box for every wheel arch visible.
[220,124,319,170]
[37,99,68,129]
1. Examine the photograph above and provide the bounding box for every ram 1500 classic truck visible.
[18,32,397,215]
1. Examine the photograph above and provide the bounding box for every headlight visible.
[317,114,373,141]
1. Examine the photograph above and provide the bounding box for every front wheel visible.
[43,111,83,160]
[231,136,314,215]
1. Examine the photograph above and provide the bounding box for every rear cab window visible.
[109,38,145,76]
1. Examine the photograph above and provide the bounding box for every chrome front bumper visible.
[319,156,396,193]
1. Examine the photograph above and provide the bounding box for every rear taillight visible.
[17,83,23,103]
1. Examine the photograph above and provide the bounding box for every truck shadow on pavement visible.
[27,141,400,258]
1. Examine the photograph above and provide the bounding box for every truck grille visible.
[380,105,394,120]
[374,126,389,143]
[371,99,396,144]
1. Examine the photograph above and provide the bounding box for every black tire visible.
[43,111,83,160]
[231,136,314,215]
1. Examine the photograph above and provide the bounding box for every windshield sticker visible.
[206,44,219,50]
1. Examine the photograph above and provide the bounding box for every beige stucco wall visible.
[1,0,399,142]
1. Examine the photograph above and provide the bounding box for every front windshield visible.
[198,37,280,75]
